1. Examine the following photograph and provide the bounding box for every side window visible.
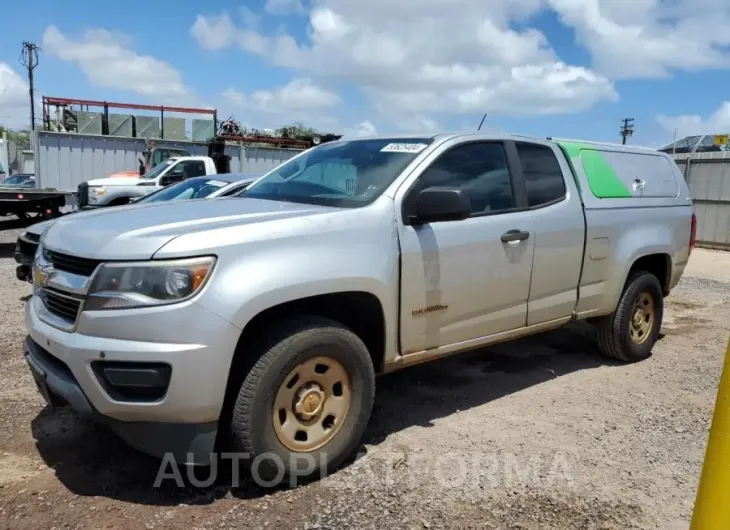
[171,161,206,180]
[187,161,207,178]
[417,142,513,215]
[515,142,566,207]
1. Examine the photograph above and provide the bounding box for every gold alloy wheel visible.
[629,292,655,345]
[273,356,352,452]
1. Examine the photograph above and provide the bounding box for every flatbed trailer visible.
[0,188,75,221]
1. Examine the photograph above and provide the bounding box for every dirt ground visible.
[0,217,728,529]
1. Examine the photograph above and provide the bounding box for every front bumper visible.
[24,336,217,464]
[24,296,242,464]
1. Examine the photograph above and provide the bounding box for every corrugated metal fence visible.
[675,152,730,250]
[34,131,301,191]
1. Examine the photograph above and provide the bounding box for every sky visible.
[1,0,730,147]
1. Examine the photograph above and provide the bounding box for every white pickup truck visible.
[79,156,219,208]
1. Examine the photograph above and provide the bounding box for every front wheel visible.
[595,271,664,362]
[230,316,375,485]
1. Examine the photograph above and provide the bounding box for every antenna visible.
[20,41,41,131]
[477,113,487,131]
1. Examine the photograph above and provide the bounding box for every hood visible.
[109,170,139,179]
[26,218,55,237]
[87,176,142,187]
[42,198,338,260]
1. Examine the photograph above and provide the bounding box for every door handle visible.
[501,230,530,243]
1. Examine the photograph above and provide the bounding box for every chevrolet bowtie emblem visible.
[32,258,53,288]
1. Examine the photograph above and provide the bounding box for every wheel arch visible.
[628,253,672,295]
[218,291,388,434]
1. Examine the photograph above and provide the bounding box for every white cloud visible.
[221,78,341,130]
[341,120,377,138]
[192,1,618,130]
[240,7,262,29]
[192,1,730,132]
[190,13,238,51]
[547,0,730,79]
[397,115,441,134]
[657,102,730,140]
[265,0,306,16]
[43,25,193,102]
[0,63,31,129]
[222,78,339,113]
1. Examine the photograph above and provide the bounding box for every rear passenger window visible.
[515,142,566,207]
[417,142,514,215]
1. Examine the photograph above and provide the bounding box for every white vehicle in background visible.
[14,172,261,283]
[79,156,223,208]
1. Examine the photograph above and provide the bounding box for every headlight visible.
[85,257,216,310]
[88,187,105,204]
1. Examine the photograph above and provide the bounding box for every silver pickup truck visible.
[24,132,694,482]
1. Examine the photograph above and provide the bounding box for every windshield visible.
[141,159,175,180]
[1,174,34,186]
[244,138,434,207]
[138,177,230,203]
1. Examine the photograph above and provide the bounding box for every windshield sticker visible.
[206,180,227,187]
[380,143,428,153]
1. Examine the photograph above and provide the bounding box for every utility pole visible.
[20,41,41,131]
[620,117,635,145]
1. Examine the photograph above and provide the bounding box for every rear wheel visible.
[230,316,375,485]
[595,271,664,362]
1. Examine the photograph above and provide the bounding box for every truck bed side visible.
[555,141,693,320]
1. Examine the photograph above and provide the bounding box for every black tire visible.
[230,316,375,485]
[595,270,664,362]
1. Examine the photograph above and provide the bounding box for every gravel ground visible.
[0,216,728,529]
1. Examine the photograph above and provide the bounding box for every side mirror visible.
[411,187,471,225]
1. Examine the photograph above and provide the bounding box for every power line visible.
[0,65,18,105]
[620,117,635,145]
[20,41,41,131]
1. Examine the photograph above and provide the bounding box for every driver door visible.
[397,140,536,354]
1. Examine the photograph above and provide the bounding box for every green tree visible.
[278,122,317,137]
[0,125,31,150]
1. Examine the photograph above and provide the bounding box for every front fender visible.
[165,198,402,363]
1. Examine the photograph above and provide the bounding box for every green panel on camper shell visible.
[556,141,632,199]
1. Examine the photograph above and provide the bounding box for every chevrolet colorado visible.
[24,132,694,481]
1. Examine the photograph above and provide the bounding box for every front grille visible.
[44,248,101,277]
[41,288,82,322]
